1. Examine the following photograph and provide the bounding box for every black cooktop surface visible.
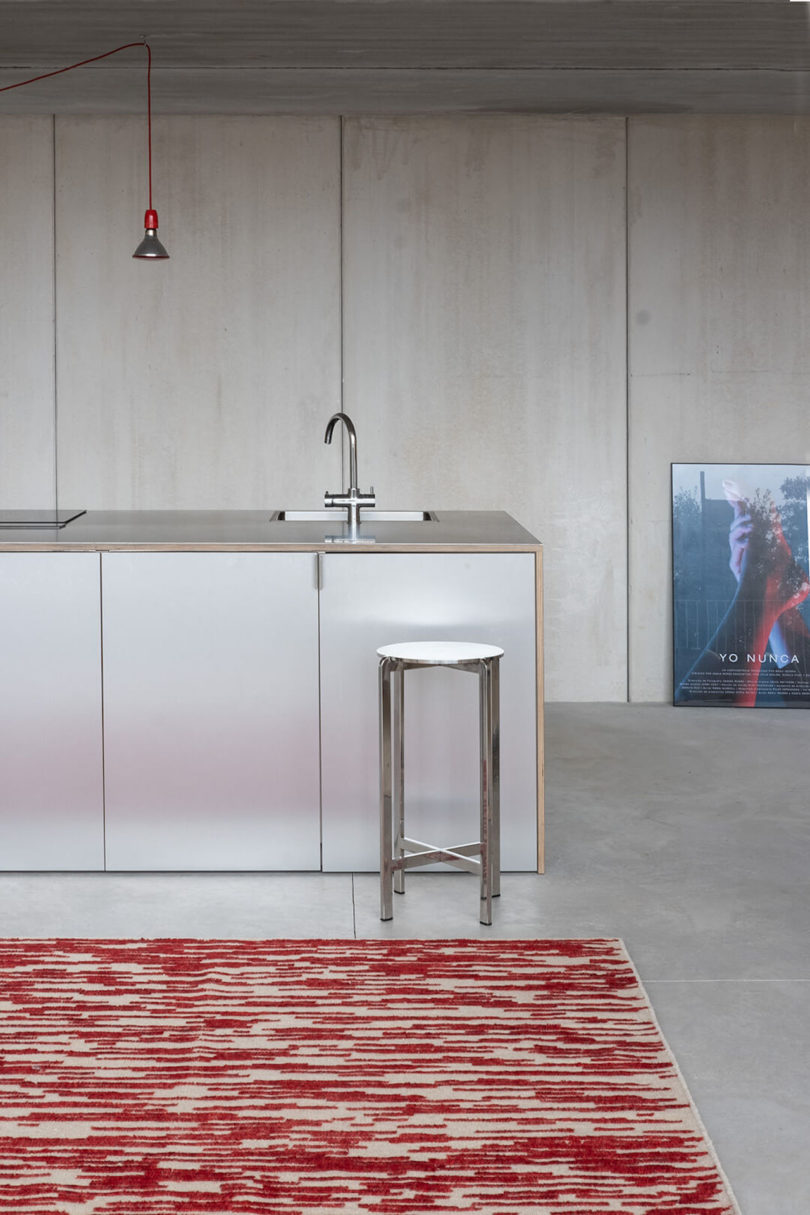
[0,509,86,528]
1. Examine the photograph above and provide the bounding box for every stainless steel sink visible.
[272,509,435,523]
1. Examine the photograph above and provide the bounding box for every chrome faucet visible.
[324,412,375,526]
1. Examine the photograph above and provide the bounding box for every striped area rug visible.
[0,938,739,1214]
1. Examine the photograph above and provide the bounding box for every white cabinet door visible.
[102,553,320,870]
[320,552,538,871]
[0,553,104,869]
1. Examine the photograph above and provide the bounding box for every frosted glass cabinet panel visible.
[0,553,104,869]
[102,553,320,870]
[319,552,538,871]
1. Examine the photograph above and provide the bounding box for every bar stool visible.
[378,640,503,925]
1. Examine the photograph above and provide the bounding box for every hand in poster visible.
[723,479,810,622]
[677,476,810,706]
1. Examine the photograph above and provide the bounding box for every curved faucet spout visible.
[324,411,358,491]
[323,411,375,526]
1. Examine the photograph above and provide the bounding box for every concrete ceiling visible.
[1,1,810,116]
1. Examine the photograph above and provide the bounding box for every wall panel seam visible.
[52,113,59,513]
[625,114,631,704]
[339,115,346,488]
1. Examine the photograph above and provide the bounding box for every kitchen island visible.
[0,510,543,874]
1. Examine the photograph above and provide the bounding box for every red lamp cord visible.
[146,43,152,213]
[0,41,154,214]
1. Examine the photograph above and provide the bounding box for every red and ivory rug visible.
[0,938,738,1214]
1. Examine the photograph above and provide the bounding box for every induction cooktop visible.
[0,509,86,528]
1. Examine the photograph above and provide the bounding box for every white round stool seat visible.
[377,640,503,665]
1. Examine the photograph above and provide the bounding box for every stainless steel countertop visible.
[0,509,541,550]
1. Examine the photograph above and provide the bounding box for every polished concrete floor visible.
[1,704,807,1215]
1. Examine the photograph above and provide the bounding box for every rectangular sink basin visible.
[272,510,435,523]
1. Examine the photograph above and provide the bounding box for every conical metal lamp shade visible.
[133,209,169,259]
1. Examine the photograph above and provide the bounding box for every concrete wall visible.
[342,117,627,701]
[0,118,55,508]
[628,117,810,700]
[55,116,341,509]
[2,113,809,700]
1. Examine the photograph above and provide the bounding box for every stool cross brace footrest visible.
[396,837,484,874]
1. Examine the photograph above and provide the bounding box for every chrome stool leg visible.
[478,658,493,925]
[393,665,406,896]
[379,657,394,921]
[477,655,501,922]
[491,655,501,899]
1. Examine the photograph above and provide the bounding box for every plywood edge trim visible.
[535,546,545,875]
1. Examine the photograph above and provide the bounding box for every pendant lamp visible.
[131,43,168,259]
[1,41,169,261]
[133,210,169,259]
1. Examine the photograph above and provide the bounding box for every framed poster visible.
[672,463,810,707]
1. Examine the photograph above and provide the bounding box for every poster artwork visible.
[672,464,810,707]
